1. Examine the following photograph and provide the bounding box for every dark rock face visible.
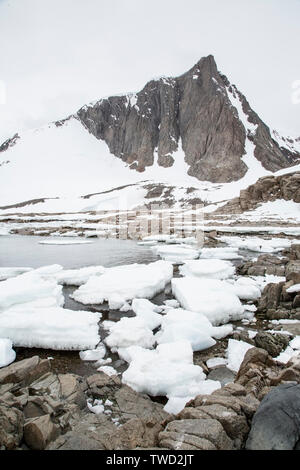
[75,55,298,183]
[246,384,300,450]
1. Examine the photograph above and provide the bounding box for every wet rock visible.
[0,404,24,449]
[158,418,234,450]
[254,331,289,357]
[0,356,51,386]
[207,366,235,386]
[246,383,300,450]
[24,414,60,450]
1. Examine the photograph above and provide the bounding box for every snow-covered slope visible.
[0,56,299,213]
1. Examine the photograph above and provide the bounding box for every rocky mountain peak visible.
[75,55,298,183]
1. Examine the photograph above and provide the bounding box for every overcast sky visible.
[0,0,299,143]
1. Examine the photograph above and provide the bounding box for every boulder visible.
[158,418,234,450]
[246,383,300,450]
[24,414,60,450]
[254,331,289,357]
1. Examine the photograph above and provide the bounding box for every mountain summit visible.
[75,55,298,183]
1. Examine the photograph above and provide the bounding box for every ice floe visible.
[179,259,235,280]
[71,261,173,308]
[0,338,16,368]
[172,277,244,325]
[0,267,33,281]
[155,308,232,351]
[120,340,220,414]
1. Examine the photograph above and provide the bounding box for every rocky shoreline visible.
[1,346,300,450]
[1,237,300,451]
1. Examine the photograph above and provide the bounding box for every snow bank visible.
[179,259,235,280]
[79,343,106,361]
[39,239,93,245]
[0,338,16,368]
[71,261,173,308]
[0,271,64,312]
[172,277,244,325]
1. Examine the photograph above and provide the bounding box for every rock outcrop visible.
[75,55,298,184]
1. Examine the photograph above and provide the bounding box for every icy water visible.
[0,235,159,269]
[0,235,160,375]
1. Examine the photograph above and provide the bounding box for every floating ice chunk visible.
[79,343,106,361]
[0,338,16,368]
[121,341,208,413]
[172,277,244,326]
[179,259,235,280]
[55,266,105,286]
[105,316,156,352]
[0,307,101,350]
[206,357,228,369]
[0,267,33,281]
[39,239,93,245]
[200,247,243,260]
[226,339,254,373]
[0,271,64,312]
[155,309,216,352]
[97,365,118,376]
[137,240,158,246]
[153,245,199,263]
[71,261,173,308]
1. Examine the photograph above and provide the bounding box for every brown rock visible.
[0,404,24,450]
[24,414,60,450]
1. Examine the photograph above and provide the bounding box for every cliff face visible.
[76,55,298,184]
